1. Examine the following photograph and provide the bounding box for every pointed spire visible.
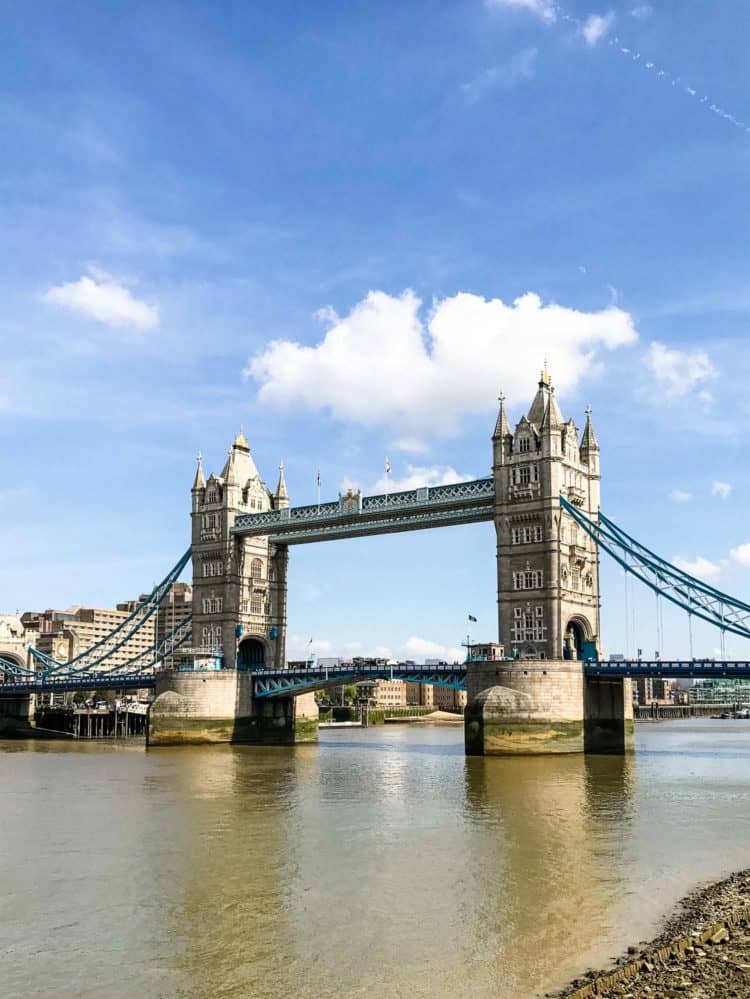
[192,451,206,491]
[493,392,511,439]
[223,447,238,485]
[580,404,600,452]
[275,462,289,503]
[233,426,250,452]
[529,366,564,428]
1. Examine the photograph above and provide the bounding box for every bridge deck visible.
[4,661,750,697]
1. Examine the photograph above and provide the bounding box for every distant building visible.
[357,678,407,707]
[25,601,157,672]
[690,679,750,706]
[406,682,433,707]
[633,677,672,706]
[469,642,504,661]
[154,583,193,651]
[432,686,467,711]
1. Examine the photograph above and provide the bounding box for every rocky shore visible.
[554,869,750,998]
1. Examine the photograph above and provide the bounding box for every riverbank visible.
[555,869,750,998]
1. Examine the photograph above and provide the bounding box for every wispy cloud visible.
[630,3,652,18]
[461,48,538,104]
[369,464,474,495]
[731,544,750,568]
[712,481,732,500]
[669,489,693,503]
[392,437,430,455]
[43,267,158,330]
[673,555,723,582]
[485,0,557,23]
[644,341,717,401]
[581,12,615,47]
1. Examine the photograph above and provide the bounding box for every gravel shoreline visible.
[552,869,750,998]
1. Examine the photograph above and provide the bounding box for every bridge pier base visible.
[464,660,632,756]
[0,693,36,736]
[147,670,318,747]
[583,676,634,754]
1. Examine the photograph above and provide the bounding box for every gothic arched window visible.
[251,592,263,615]
[250,558,263,580]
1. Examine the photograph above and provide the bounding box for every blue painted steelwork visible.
[27,549,192,676]
[584,660,750,678]
[233,478,495,544]
[0,674,157,696]
[560,496,750,642]
[252,662,468,698]
[253,658,750,699]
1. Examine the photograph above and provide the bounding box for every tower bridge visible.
[3,367,749,753]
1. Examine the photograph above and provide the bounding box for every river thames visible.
[2,719,750,998]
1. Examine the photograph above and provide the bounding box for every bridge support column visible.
[583,676,634,754]
[465,660,633,756]
[0,694,36,736]
[465,660,585,755]
[147,670,318,747]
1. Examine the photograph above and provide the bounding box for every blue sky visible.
[2,0,750,661]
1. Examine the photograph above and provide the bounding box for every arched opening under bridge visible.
[564,618,596,662]
[237,638,266,671]
[0,652,25,681]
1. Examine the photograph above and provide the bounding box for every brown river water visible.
[2,719,750,999]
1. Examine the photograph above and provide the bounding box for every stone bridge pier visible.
[147,670,318,746]
[0,693,36,736]
[464,660,633,756]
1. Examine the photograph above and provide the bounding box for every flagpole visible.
[316,470,321,511]
[385,457,390,503]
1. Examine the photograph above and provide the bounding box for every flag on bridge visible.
[468,614,477,623]
[316,470,321,488]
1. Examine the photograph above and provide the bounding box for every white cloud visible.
[461,48,538,103]
[286,634,334,661]
[370,464,474,495]
[581,12,615,46]
[730,544,750,568]
[644,341,717,400]
[485,0,557,23]
[247,288,638,437]
[712,481,732,500]
[669,489,693,503]
[631,3,652,17]
[392,437,429,455]
[43,268,158,330]
[673,555,723,582]
[404,636,465,663]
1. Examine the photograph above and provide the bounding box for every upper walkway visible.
[233,478,495,544]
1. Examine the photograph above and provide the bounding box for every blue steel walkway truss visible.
[233,478,495,544]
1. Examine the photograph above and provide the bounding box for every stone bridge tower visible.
[190,431,290,671]
[148,430,318,747]
[492,367,601,662]
[466,367,632,757]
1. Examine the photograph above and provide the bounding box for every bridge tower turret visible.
[492,368,601,662]
[189,430,288,672]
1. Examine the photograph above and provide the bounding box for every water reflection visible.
[2,723,750,999]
